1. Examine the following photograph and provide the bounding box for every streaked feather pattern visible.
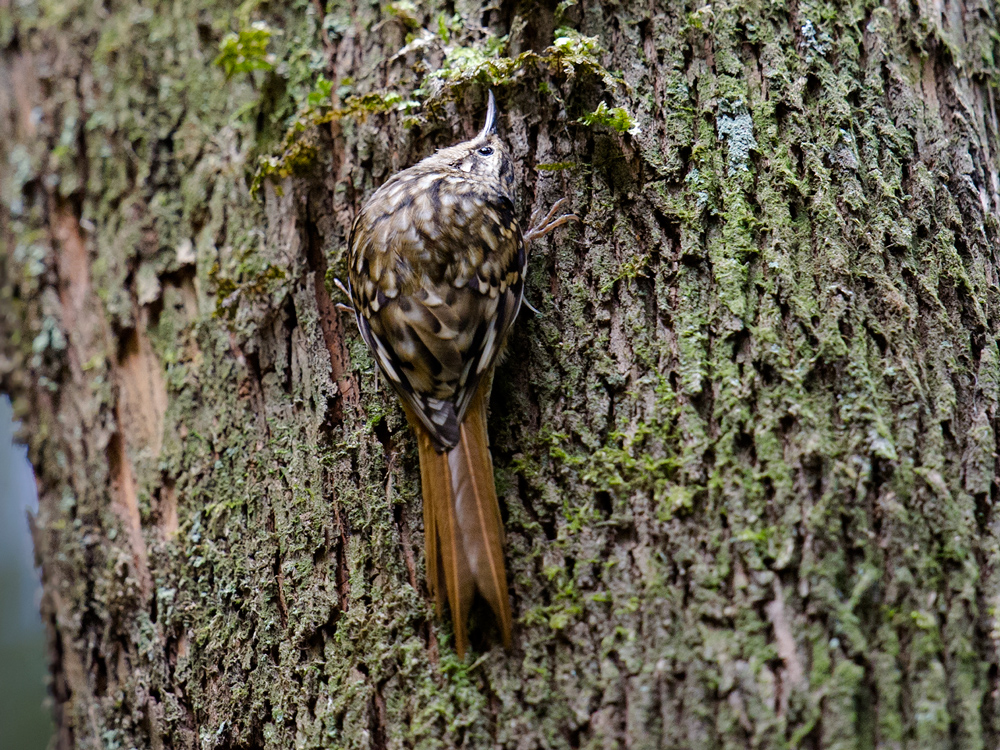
[348,92,520,655]
[350,178,524,449]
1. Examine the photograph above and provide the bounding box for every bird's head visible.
[420,91,516,201]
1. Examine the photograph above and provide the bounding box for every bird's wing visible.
[352,258,523,449]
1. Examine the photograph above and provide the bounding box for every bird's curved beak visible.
[479,90,498,138]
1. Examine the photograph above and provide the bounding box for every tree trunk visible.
[2,0,1000,746]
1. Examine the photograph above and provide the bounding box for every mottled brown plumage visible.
[347,92,575,657]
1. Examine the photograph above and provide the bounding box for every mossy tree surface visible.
[2,0,999,746]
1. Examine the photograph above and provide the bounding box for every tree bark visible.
[2,0,1000,747]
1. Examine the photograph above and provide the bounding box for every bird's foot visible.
[521,199,579,315]
[524,198,579,246]
[333,277,355,313]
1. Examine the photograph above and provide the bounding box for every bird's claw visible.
[521,199,579,316]
[521,297,543,316]
[524,198,580,246]
[333,277,355,312]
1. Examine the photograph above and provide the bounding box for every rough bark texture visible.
[2,0,1000,747]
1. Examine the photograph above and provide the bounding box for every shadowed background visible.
[0,395,52,749]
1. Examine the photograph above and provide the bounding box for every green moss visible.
[577,101,640,135]
[249,17,639,194]
[214,21,274,78]
[385,0,420,29]
[535,161,578,171]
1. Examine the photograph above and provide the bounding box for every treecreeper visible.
[346,91,576,657]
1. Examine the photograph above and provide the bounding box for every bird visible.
[346,91,576,657]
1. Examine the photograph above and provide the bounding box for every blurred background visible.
[0,394,53,748]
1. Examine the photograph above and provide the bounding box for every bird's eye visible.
[478,146,494,156]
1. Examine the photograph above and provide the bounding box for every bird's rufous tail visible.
[405,384,512,658]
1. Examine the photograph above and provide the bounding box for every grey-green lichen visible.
[715,99,756,173]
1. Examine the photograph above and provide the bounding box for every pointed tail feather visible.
[408,409,474,656]
[448,386,513,649]
[413,423,446,615]
[404,387,512,656]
